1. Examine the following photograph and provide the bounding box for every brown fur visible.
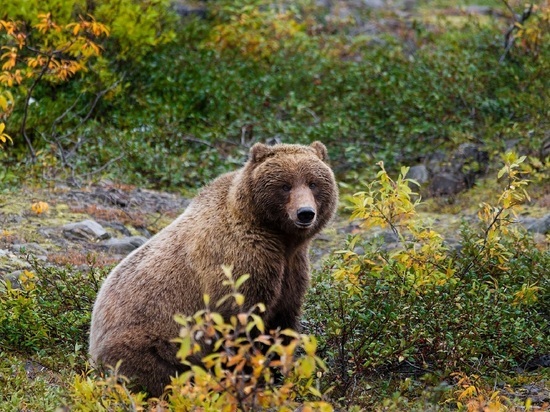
[88,141,338,397]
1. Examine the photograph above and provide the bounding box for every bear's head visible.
[239,141,338,239]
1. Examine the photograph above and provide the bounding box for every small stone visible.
[353,246,365,255]
[104,222,132,236]
[430,172,465,196]
[521,214,550,234]
[406,165,429,185]
[11,243,48,255]
[380,230,399,244]
[101,236,147,254]
[63,219,110,241]
[3,270,24,289]
[362,0,385,8]
[464,5,494,15]
[0,249,32,271]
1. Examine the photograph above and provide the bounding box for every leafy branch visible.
[500,1,535,63]
[0,13,110,161]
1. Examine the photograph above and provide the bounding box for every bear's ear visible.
[249,143,272,164]
[310,141,329,162]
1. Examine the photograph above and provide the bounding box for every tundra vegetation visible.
[0,0,548,410]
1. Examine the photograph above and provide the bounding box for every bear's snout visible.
[288,184,318,228]
[297,207,316,226]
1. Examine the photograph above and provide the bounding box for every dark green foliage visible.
[0,260,108,361]
[0,1,548,408]
[2,0,548,190]
[305,228,549,406]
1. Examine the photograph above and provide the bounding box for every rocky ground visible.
[1,177,548,283]
[0,182,190,277]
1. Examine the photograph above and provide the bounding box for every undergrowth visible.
[0,0,548,190]
[305,153,549,410]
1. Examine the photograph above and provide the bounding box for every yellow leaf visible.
[31,201,49,215]
[250,313,265,333]
[234,293,244,306]
[302,335,317,356]
[298,356,316,378]
[210,312,224,325]
[176,335,192,361]
[307,387,323,398]
[457,385,477,401]
[235,273,250,289]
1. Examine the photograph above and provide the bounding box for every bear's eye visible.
[282,184,292,192]
[309,182,317,190]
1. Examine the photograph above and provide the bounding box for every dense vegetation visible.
[0,0,548,410]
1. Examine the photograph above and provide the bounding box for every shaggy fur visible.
[88,141,338,397]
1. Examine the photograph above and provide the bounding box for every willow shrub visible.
[305,153,549,406]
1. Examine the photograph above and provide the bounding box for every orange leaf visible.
[31,201,49,215]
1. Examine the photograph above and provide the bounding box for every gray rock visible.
[103,222,132,236]
[362,0,385,8]
[430,172,465,197]
[426,144,488,196]
[452,143,489,189]
[63,219,110,241]
[1,213,23,224]
[406,165,429,184]
[380,230,399,243]
[93,188,130,207]
[0,249,32,273]
[520,214,550,234]
[353,246,365,255]
[443,238,462,254]
[101,236,147,254]
[172,2,207,18]
[504,139,520,152]
[464,5,494,15]
[3,270,24,289]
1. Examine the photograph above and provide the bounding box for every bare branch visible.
[499,1,535,64]
[82,154,124,177]
[58,78,123,153]
[500,0,518,20]
[181,135,217,149]
[20,53,54,161]
[50,93,83,136]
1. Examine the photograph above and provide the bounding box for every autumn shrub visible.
[0,0,177,180]
[0,122,10,149]
[64,270,337,411]
[304,153,549,408]
[0,352,68,411]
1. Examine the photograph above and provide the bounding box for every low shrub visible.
[65,270,337,411]
[0,258,107,362]
[305,153,549,409]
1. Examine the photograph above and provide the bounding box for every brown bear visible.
[88,141,338,397]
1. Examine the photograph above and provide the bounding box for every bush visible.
[304,154,549,408]
[0,259,107,361]
[0,0,177,179]
[65,270,337,411]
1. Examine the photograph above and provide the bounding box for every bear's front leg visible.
[266,249,310,333]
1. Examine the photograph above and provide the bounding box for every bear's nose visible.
[297,207,316,224]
